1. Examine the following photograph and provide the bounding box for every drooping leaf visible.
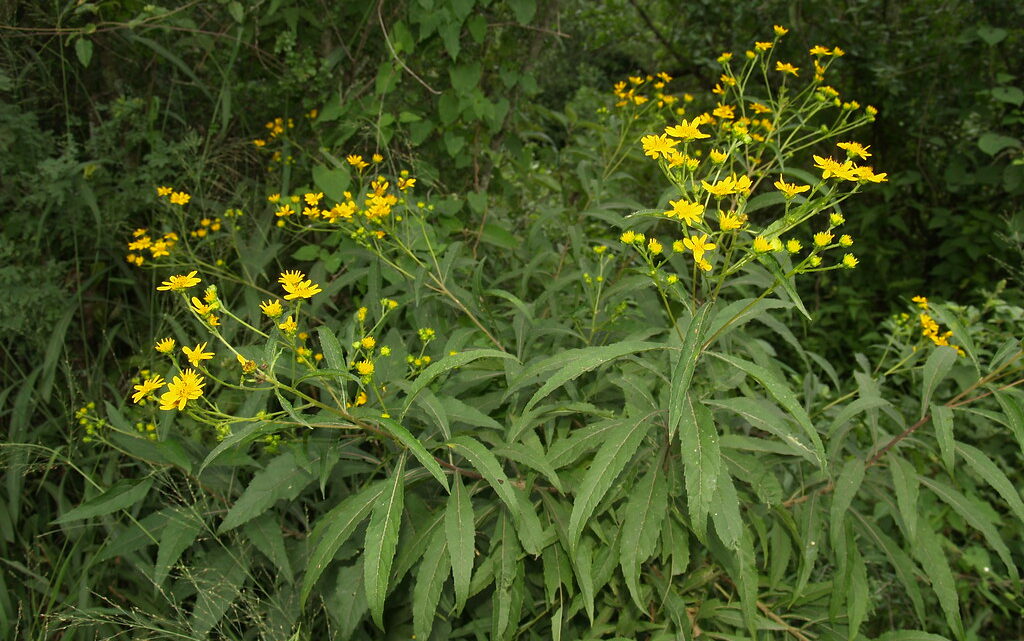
[920,347,958,417]
[375,416,448,492]
[889,455,920,543]
[55,478,154,524]
[317,326,347,373]
[710,467,743,550]
[912,526,965,640]
[679,393,720,540]
[847,541,869,640]
[567,411,655,552]
[829,459,865,550]
[219,450,315,533]
[364,456,406,629]
[412,528,449,641]
[955,440,1024,529]
[445,474,475,614]
[931,404,955,473]
[619,460,667,609]
[667,304,712,440]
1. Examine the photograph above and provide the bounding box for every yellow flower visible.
[155,337,176,353]
[191,296,214,315]
[156,186,172,197]
[183,342,214,368]
[719,211,743,231]
[304,192,324,206]
[839,234,853,247]
[665,199,705,225]
[159,369,205,411]
[752,236,774,253]
[775,62,799,76]
[347,154,369,170]
[356,307,368,322]
[355,360,374,376]
[275,204,295,217]
[813,155,857,180]
[157,271,201,292]
[717,52,733,63]
[842,253,859,268]
[278,315,297,334]
[712,103,735,119]
[755,41,773,52]
[774,178,810,199]
[620,230,637,244]
[809,45,831,56]
[682,234,716,260]
[701,174,751,198]
[708,149,728,164]
[278,270,305,288]
[169,191,191,205]
[132,375,165,404]
[852,166,888,183]
[830,212,846,226]
[814,231,834,247]
[283,279,322,300]
[361,336,376,349]
[837,141,871,159]
[648,238,663,254]
[353,391,368,406]
[380,346,392,356]
[912,295,929,310]
[640,134,679,159]
[237,354,257,374]
[664,117,710,140]
[267,193,281,203]
[260,299,283,318]
[786,239,802,253]
[773,25,789,36]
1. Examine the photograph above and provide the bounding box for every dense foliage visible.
[1,1,1022,640]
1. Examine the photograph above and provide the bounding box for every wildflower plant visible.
[61,26,1024,641]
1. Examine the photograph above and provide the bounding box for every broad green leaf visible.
[442,396,503,431]
[829,459,865,549]
[826,396,891,438]
[919,475,1018,580]
[710,467,742,550]
[301,480,387,606]
[921,347,958,417]
[931,404,955,472]
[704,298,791,344]
[667,304,712,440]
[523,341,667,413]
[506,341,659,400]
[219,450,314,533]
[567,412,655,552]
[364,456,406,629]
[330,560,367,640]
[445,474,475,614]
[619,461,667,609]
[401,349,517,419]
[190,549,247,636]
[75,37,93,67]
[955,441,1024,529]
[154,507,202,587]
[55,477,154,524]
[243,514,293,582]
[493,513,523,639]
[312,164,351,202]
[375,416,448,492]
[913,526,964,640]
[679,393,720,540]
[889,455,920,543]
[413,528,448,641]
[708,352,826,470]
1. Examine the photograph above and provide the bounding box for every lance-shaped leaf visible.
[679,393,720,541]
[445,474,475,614]
[955,440,1024,529]
[889,455,919,544]
[931,404,955,473]
[567,411,655,552]
[710,467,742,550]
[412,528,448,641]
[154,506,203,587]
[364,456,406,629]
[619,460,667,609]
[829,458,865,550]
[219,450,315,533]
[667,304,712,440]
[55,477,154,524]
[913,526,965,640]
[921,346,958,418]
[376,416,448,492]
[401,349,517,419]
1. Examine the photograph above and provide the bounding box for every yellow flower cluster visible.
[271,168,414,233]
[252,116,294,147]
[190,216,223,238]
[613,72,678,109]
[126,228,179,266]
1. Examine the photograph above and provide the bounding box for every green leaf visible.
[707,396,818,464]
[978,132,1020,156]
[710,468,742,550]
[573,536,596,623]
[318,326,347,373]
[75,38,93,68]
[509,0,537,24]
[197,421,274,474]
[493,441,563,492]
[955,440,1024,530]
[243,514,293,582]
[567,412,655,552]
[450,62,481,93]
[889,455,919,543]
[375,416,448,491]
[312,164,351,202]
[619,461,667,609]
[877,632,954,641]
[493,512,524,639]
[522,341,667,413]
[992,86,1024,106]
[364,456,406,629]
[190,551,247,636]
[300,480,387,606]
[667,305,711,440]
[412,528,448,641]
[994,390,1024,456]
[401,349,517,420]
[913,526,964,640]
[847,542,869,640]
[445,474,475,614]
[55,478,154,524]
[931,404,955,472]
[829,459,865,550]
[756,252,811,320]
[854,512,925,623]
[708,352,826,470]
[679,393,720,540]
[921,346,958,417]
[154,507,202,587]
[919,475,1018,581]
[218,450,314,533]
[548,416,621,469]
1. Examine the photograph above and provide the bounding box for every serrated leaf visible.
[854,511,925,623]
[710,467,742,550]
[300,480,387,606]
[448,433,520,515]
[154,507,202,587]
[829,459,865,550]
[679,393,720,540]
[243,514,292,582]
[523,342,667,413]
[708,352,826,470]
[919,475,1018,580]
[889,455,919,543]
[994,390,1024,456]
[55,477,154,524]
[913,526,964,640]
[494,441,563,492]
[932,404,955,472]
[375,416,448,491]
[756,252,811,320]
[955,440,1024,529]
[317,326,347,372]
[667,304,711,440]
[847,541,869,640]
[445,474,475,614]
[413,528,448,641]
[707,396,818,464]
[921,347,958,417]
[331,560,367,640]
[401,349,517,419]
[493,513,523,639]
[547,414,621,469]
[219,450,314,533]
[364,456,406,629]
[573,536,596,623]
[567,412,654,552]
[197,421,273,475]
[619,462,667,609]
[190,549,247,636]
